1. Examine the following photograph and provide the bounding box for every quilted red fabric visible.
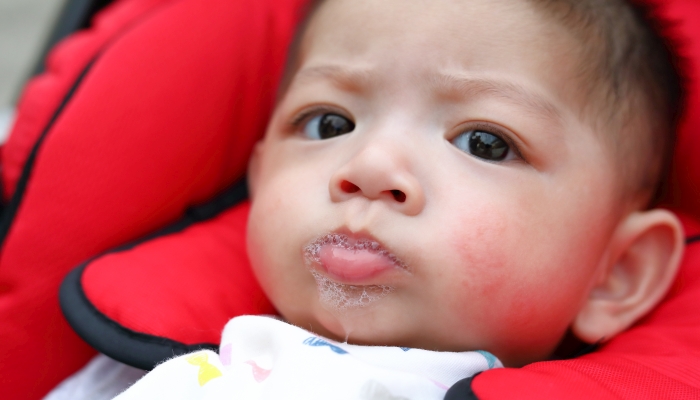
[0,0,305,398]
[81,200,274,347]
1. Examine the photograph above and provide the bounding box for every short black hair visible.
[528,0,686,206]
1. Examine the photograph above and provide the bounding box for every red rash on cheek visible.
[444,205,552,332]
[501,291,542,330]
[448,209,512,292]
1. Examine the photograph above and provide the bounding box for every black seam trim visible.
[444,373,481,400]
[59,179,248,370]
[61,262,218,370]
[686,235,700,245]
[0,58,96,247]
[0,0,183,251]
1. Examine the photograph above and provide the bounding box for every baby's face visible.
[247,0,623,366]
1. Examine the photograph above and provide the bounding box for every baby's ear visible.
[247,141,265,198]
[572,209,684,344]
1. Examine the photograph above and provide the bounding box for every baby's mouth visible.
[303,232,408,311]
[304,232,408,284]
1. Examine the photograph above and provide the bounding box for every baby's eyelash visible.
[289,106,343,129]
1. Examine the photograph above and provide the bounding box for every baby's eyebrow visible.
[293,65,563,124]
[293,64,375,93]
[430,72,563,123]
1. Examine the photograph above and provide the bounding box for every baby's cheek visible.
[442,203,575,334]
[484,267,587,353]
[445,205,514,296]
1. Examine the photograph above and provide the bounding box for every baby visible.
[111,0,686,398]
[247,0,685,363]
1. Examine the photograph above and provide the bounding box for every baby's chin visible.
[293,306,562,368]
[283,299,407,346]
[296,301,441,350]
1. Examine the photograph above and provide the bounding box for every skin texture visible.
[246,0,684,367]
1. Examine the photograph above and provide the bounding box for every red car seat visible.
[0,0,698,399]
[0,0,305,398]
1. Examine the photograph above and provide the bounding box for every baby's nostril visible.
[391,190,406,203]
[341,180,360,193]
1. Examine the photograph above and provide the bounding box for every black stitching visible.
[0,0,185,251]
[444,374,481,400]
[61,262,218,370]
[686,235,700,245]
[0,59,96,248]
[59,180,248,370]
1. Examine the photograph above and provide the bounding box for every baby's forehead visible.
[291,0,593,123]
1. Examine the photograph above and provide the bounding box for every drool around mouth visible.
[304,232,409,285]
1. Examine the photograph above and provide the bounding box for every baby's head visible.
[246,0,686,366]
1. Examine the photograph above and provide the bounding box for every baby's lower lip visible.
[318,246,398,283]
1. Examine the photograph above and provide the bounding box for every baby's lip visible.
[304,231,409,284]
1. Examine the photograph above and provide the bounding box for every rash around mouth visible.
[309,270,395,310]
[303,232,408,310]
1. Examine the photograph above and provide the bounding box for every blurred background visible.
[0,0,71,141]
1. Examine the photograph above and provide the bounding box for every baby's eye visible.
[451,130,510,161]
[303,113,355,140]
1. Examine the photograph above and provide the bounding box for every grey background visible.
[0,0,65,108]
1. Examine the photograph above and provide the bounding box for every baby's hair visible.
[280,0,686,207]
[527,0,686,207]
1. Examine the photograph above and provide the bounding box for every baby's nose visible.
[329,146,425,216]
[339,180,408,202]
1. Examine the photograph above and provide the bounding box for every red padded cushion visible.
[82,200,274,347]
[1,0,167,201]
[668,1,700,218]
[0,0,305,398]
